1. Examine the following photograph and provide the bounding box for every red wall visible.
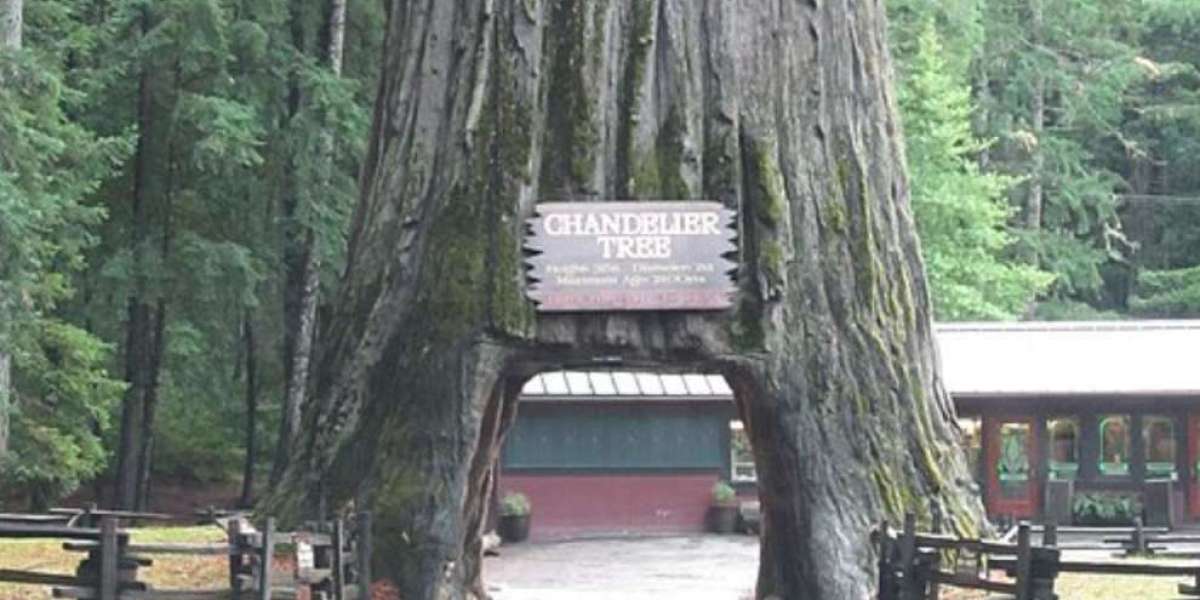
[501,472,721,540]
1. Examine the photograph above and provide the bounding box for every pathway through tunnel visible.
[484,370,761,599]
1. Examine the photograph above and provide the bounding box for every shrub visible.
[1072,492,1142,524]
[501,492,531,517]
[712,481,737,505]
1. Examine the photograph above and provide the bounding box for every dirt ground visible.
[483,534,759,600]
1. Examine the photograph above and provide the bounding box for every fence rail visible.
[876,512,1200,599]
[0,510,372,600]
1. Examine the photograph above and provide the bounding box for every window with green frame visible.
[1143,416,1176,479]
[1047,418,1079,480]
[1099,415,1131,476]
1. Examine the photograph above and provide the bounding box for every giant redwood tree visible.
[270,1,985,598]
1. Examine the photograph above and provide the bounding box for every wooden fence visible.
[0,510,372,600]
[876,512,1200,599]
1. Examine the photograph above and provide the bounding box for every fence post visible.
[876,521,896,600]
[259,517,275,600]
[333,517,346,600]
[1043,520,1057,549]
[924,551,941,600]
[229,519,244,600]
[99,516,119,600]
[1133,517,1147,555]
[356,512,372,600]
[1016,521,1032,600]
[899,513,919,600]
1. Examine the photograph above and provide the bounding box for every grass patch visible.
[943,572,1188,599]
[0,526,228,599]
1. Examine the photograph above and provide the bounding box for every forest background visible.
[1,0,1198,509]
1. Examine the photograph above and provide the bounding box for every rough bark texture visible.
[270,1,985,598]
[0,0,21,462]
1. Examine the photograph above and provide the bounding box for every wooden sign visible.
[525,201,737,312]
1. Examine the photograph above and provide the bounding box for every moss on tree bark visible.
[268,1,986,598]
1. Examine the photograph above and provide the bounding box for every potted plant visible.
[708,481,739,534]
[498,492,532,543]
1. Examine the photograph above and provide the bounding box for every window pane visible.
[730,420,756,482]
[957,417,982,485]
[1144,416,1176,478]
[997,423,1031,500]
[1048,417,1079,480]
[1099,415,1131,476]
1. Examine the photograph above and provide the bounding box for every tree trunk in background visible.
[134,300,167,511]
[0,352,8,460]
[0,0,22,463]
[240,315,259,508]
[0,0,20,50]
[272,0,348,486]
[269,1,985,598]
[116,5,171,510]
[1026,0,1045,231]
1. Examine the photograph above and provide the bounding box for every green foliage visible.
[3,321,125,506]
[501,492,532,517]
[1131,265,1200,317]
[897,23,1052,320]
[971,0,1146,316]
[1072,492,1142,525]
[1,0,380,501]
[711,481,737,505]
[0,18,129,506]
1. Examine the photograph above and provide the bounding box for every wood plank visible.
[912,534,1020,556]
[0,522,128,541]
[0,513,74,524]
[995,557,1200,577]
[258,518,275,600]
[356,511,372,600]
[65,542,228,556]
[1048,526,1168,534]
[1057,562,1200,577]
[333,519,346,600]
[929,571,1019,594]
[100,517,119,600]
[899,513,918,600]
[53,587,234,600]
[50,508,174,521]
[1015,523,1031,600]
[0,569,83,587]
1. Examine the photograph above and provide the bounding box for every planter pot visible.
[498,514,531,543]
[708,504,739,534]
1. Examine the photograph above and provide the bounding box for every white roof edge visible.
[936,319,1200,333]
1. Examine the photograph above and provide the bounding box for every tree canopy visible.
[1,0,1200,540]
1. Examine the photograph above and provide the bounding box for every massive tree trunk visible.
[0,0,21,462]
[272,0,348,485]
[270,1,985,598]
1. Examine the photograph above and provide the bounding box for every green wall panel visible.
[502,405,724,470]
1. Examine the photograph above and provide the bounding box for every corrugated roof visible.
[935,320,1200,396]
[521,321,1200,400]
[521,371,733,399]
